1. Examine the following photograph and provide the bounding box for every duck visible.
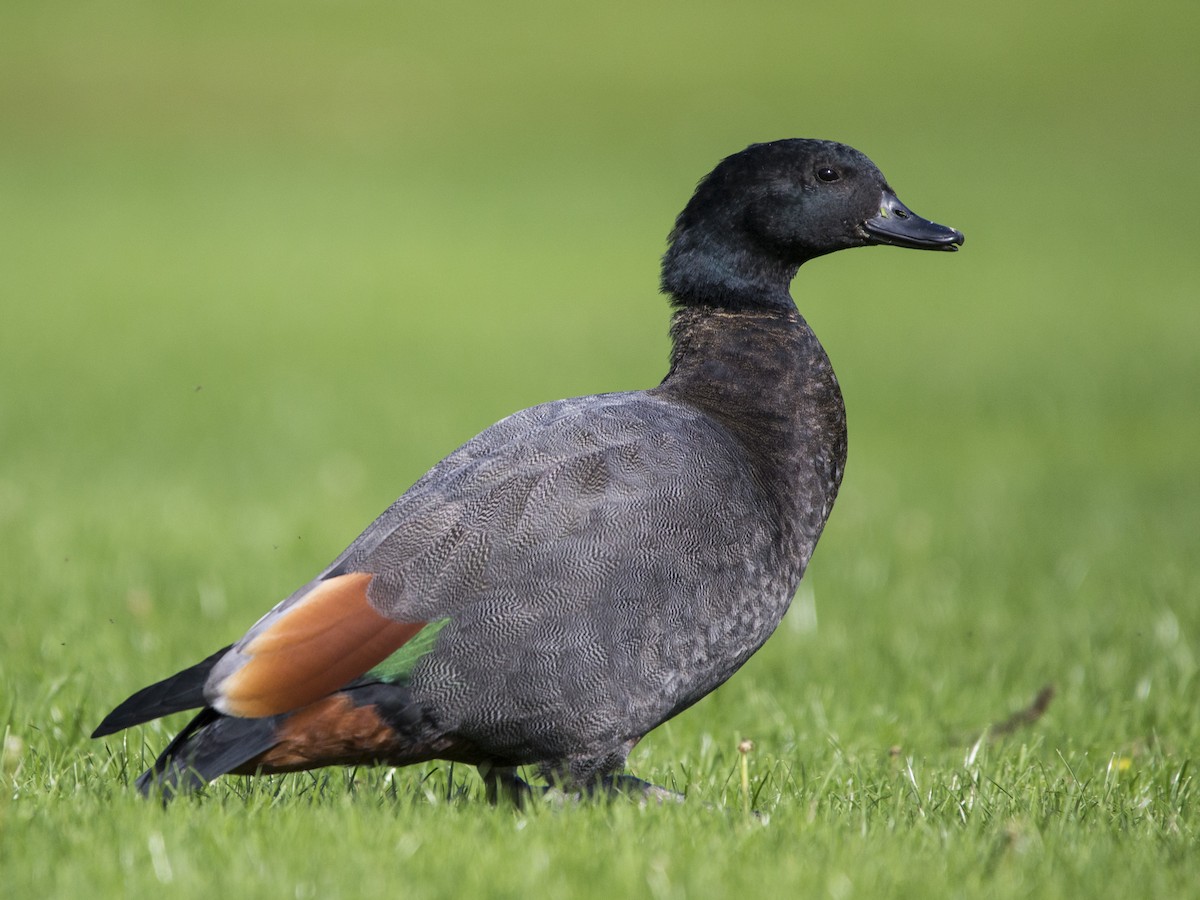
[92,138,963,802]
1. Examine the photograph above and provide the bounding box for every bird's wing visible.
[203,391,767,719]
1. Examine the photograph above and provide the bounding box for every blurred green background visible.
[2,1,1198,896]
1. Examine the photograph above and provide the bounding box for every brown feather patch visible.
[234,694,407,773]
[216,572,424,718]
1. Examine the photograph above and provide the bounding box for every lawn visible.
[2,2,1198,897]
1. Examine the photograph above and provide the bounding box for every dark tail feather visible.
[92,644,233,738]
[134,682,432,800]
[136,708,281,799]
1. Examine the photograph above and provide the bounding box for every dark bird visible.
[92,139,963,802]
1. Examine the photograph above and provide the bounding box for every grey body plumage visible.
[335,306,845,782]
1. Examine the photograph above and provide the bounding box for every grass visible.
[2,1,1198,897]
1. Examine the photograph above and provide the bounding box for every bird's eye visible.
[816,166,840,183]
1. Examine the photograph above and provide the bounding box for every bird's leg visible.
[478,763,535,808]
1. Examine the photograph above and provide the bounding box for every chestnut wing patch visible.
[210,572,425,718]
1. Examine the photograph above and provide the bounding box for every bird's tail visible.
[129,681,431,800]
[134,708,281,799]
[92,644,233,738]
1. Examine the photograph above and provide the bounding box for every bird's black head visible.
[661,139,964,310]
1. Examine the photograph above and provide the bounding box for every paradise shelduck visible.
[93,139,963,802]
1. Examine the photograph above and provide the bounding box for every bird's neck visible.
[660,231,799,311]
[651,303,847,538]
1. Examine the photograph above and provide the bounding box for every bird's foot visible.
[538,773,685,807]
[592,774,686,805]
[479,764,685,808]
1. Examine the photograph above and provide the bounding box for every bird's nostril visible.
[894,208,909,219]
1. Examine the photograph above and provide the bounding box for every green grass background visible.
[2,1,1198,897]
